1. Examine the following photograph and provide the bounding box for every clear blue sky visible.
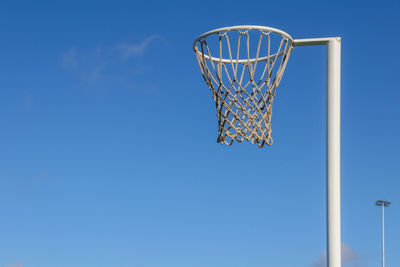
[1,0,399,266]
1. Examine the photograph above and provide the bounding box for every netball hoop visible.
[192,25,342,267]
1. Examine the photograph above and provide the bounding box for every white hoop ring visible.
[193,25,294,51]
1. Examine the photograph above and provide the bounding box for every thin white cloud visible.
[312,249,327,267]
[4,263,22,267]
[60,35,164,94]
[115,35,161,59]
[342,243,358,264]
[60,48,78,69]
[311,243,358,267]
[23,90,33,110]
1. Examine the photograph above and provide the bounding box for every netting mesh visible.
[194,27,293,147]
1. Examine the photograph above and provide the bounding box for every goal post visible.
[193,26,342,267]
[294,37,342,267]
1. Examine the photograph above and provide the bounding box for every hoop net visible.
[193,26,294,147]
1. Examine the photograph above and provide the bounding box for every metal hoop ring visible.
[192,25,294,51]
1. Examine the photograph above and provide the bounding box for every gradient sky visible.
[1,0,399,267]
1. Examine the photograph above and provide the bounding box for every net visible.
[193,26,294,147]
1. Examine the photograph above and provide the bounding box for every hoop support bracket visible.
[293,37,341,47]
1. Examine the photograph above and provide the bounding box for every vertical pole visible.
[382,205,385,267]
[326,38,341,267]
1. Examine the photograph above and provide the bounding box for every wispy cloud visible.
[341,243,358,265]
[311,243,359,267]
[23,90,33,110]
[60,35,164,93]
[115,35,162,60]
[0,169,48,194]
[4,263,22,267]
[61,47,78,69]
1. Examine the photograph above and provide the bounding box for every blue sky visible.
[1,0,399,266]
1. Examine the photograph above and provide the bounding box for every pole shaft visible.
[326,38,341,267]
[382,206,385,267]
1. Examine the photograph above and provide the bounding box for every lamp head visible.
[376,200,391,207]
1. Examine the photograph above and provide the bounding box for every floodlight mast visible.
[294,37,342,267]
[376,200,391,267]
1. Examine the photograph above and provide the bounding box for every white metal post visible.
[326,38,342,267]
[294,37,342,267]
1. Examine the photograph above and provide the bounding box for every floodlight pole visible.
[376,200,391,267]
[382,205,385,267]
[294,37,342,267]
